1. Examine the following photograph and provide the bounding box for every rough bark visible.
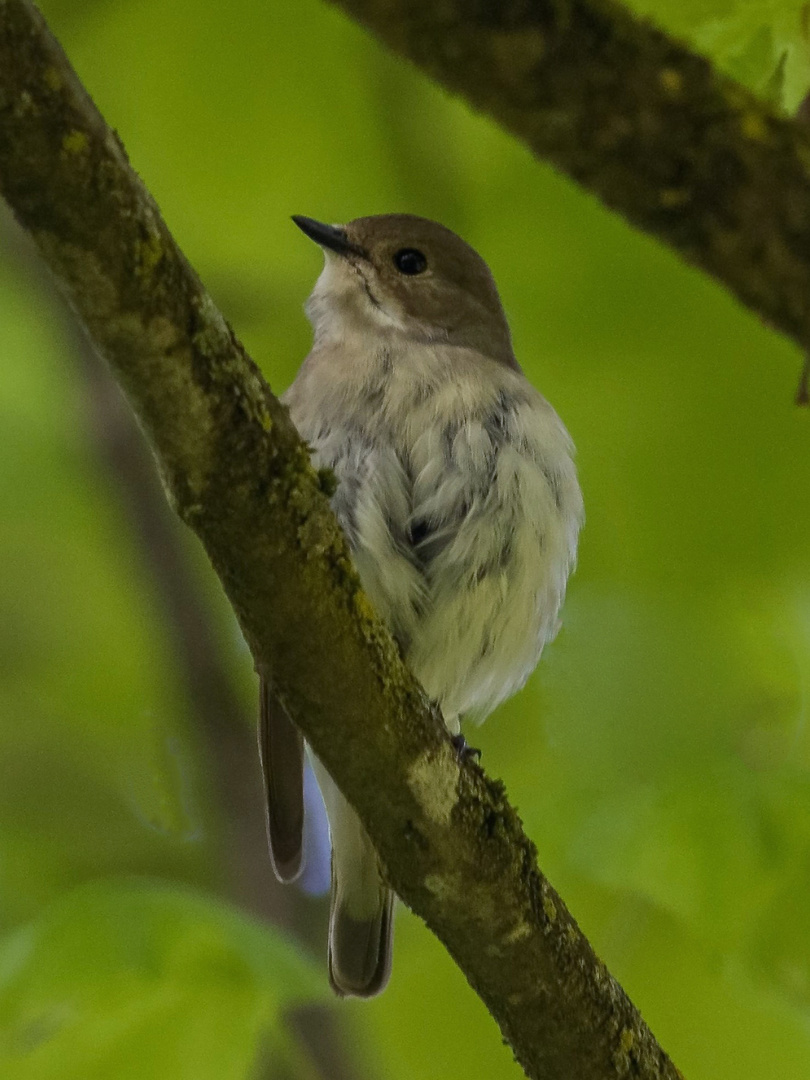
[330,0,810,361]
[0,2,687,1078]
[2,192,364,1080]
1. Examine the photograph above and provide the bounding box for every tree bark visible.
[330,0,810,361]
[0,2,693,1078]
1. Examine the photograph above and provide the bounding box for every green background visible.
[1,0,810,1077]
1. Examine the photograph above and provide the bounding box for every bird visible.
[258,213,584,998]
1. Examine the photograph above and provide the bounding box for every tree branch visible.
[0,204,368,1080]
[0,204,289,925]
[330,0,810,361]
[0,2,682,1078]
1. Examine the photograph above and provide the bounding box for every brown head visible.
[293,213,517,368]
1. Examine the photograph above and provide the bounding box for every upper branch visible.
[331,0,810,357]
[0,2,681,1079]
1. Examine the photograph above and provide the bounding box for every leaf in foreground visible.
[0,878,326,1080]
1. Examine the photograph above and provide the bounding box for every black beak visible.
[292,215,365,258]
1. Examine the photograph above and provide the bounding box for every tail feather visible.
[329,869,394,998]
[258,677,305,883]
[312,756,395,998]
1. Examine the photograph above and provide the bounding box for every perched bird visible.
[259,214,584,998]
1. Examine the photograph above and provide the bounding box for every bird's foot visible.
[451,733,481,763]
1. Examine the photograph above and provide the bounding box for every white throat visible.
[305,255,438,352]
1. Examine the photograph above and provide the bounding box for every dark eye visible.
[393,248,427,275]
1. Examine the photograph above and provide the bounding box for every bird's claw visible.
[451,733,482,763]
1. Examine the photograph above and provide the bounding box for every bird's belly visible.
[402,521,562,724]
[301,379,582,728]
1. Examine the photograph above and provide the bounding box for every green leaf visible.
[621,0,810,110]
[0,879,325,1080]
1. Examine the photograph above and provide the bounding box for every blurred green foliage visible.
[626,0,810,108]
[1,0,809,1077]
[0,880,325,1080]
[623,0,810,109]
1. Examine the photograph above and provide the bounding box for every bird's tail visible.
[258,676,305,883]
[311,757,394,998]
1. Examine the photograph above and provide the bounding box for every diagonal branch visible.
[330,0,810,362]
[0,2,682,1078]
[1,205,366,1080]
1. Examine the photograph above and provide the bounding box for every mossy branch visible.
[0,2,682,1078]
[330,0,810,362]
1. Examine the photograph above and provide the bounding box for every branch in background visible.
[331,0,810,375]
[796,354,810,405]
[0,2,682,1078]
[794,92,810,405]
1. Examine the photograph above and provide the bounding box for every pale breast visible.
[284,342,583,724]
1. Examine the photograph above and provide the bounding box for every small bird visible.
[259,214,584,998]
